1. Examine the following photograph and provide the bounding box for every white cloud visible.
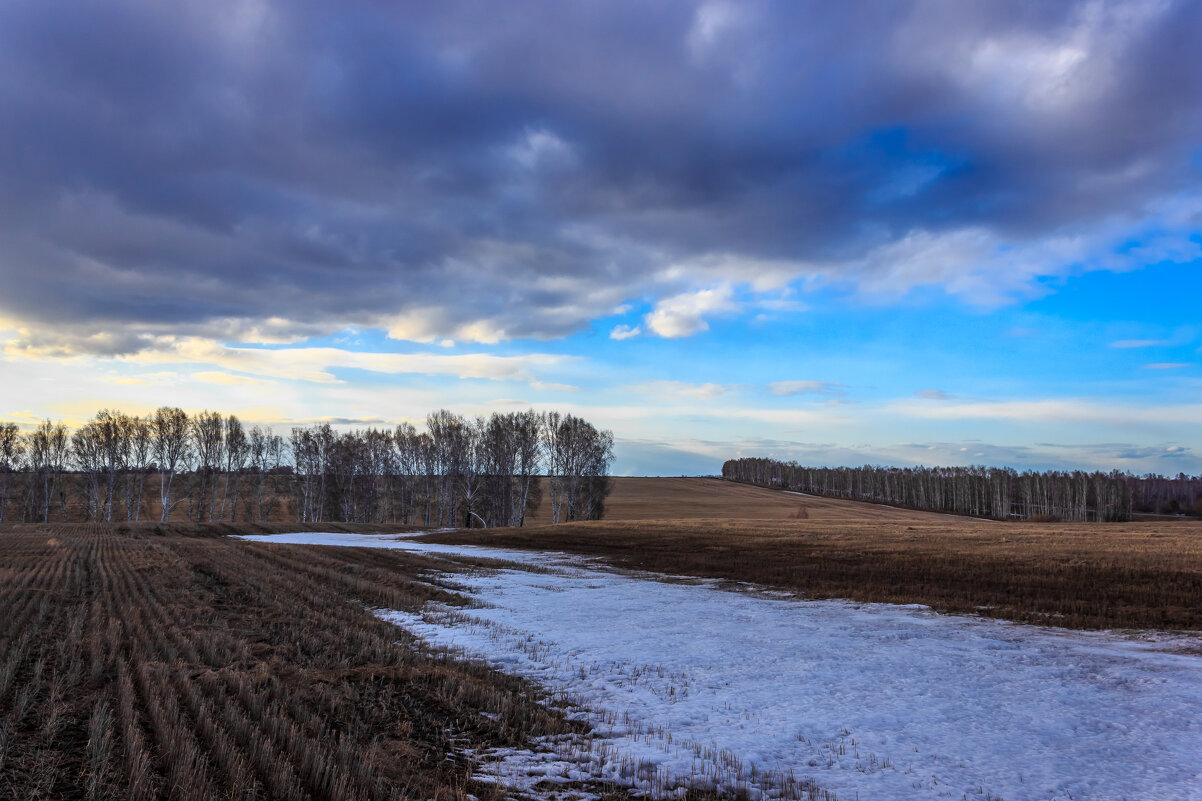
[1111,339,1170,348]
[887,398,1202,427]
[625,381,731,401]
[95,338,576,387]
[644,286,737,338]
[766,381,844,397]
[384,308,508,345]
[852,227,1067,304]
[756,297,808,313]
[907,0,1169,117]
[98,371,185,387]
[966,35,1092,112]
[530,380,581,392]
[610,324,642,340]
[845,197,1202,307]
[507,127,574,169]
[665,253,803,293]
[192,371,277,386]
[688,1,747,58]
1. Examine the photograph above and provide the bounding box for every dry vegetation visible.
[3,472,929,527]
[431,478,1202,631]
[521,476,897,524]
[0,522,629,801]
[4,477,1199,798]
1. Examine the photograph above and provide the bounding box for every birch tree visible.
[542,412,613,523]
[393,422,419,524]
[719,459,1155,522]
[247,425,272,522]
[191,411,224,522]
[152,406,191,523]
[124,416,153,521]
[72,422,105,520]
[23,420,70,523]
[93,410,128,522]
[219,415,249,521]
[512,410,543,527]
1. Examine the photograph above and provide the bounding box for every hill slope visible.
[525,476,962,524]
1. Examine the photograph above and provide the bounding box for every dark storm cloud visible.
[1,0,1200,350]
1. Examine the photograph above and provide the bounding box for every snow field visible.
[239,533,1202,801]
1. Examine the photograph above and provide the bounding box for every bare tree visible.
[458,418,485,527]
[475,410,543,527]
[124,416,153,521]
[70,410,141,522]
[542,412,613,523]
[719,459,1173,523]
[191,411,224,522]
[426,410,467,527]
[513,410,543,527]
[152,407,191,523]
[247,425,270,522]
[263,431,286,520]
[23,420,70,523]
[46,421,70,522]
[219,415,249,522]
[542,411,565,524]
[291,426,318,522]
[289,425,336,523]
[479,415,511,527]
[312,423,334,523]
[417,431,436,526]
[329,432,365,523]
[2,407,620,527]
[365,427,394,523]
[21,424,47,522]
[72,421,105,520]
[0,422,24,523]
[94,410,129,522]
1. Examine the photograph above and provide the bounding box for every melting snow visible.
[238,532,1202,801]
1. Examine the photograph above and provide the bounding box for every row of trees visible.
[289,409,613,527]
[0,408,614,527]
[0,411,292,525]
[722,458,1202,522]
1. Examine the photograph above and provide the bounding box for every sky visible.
[1,0,1200,476]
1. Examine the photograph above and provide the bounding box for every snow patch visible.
[238,532,1202,801]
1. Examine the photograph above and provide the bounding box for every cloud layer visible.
[1,0,1200,351]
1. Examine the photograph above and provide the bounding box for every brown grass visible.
[0,524,619,800]
[429,478,1202,631]
[10,472,939,526]
[522,476,960,524]
[6,478,1196,797]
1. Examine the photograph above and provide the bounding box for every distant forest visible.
[722,457,1202,522]
[0,408,614,527]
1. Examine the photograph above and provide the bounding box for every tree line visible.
[0,408,614,527]
[722,457,1202,522]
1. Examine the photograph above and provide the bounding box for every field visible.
[245,529,1202,801]
[524,476,946,524]
[2,478,1201,800]
[436,478,1202,630]
[0,523,614,801]
[8,473,924,526]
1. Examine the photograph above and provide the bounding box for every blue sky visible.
[0,1,1199,475]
